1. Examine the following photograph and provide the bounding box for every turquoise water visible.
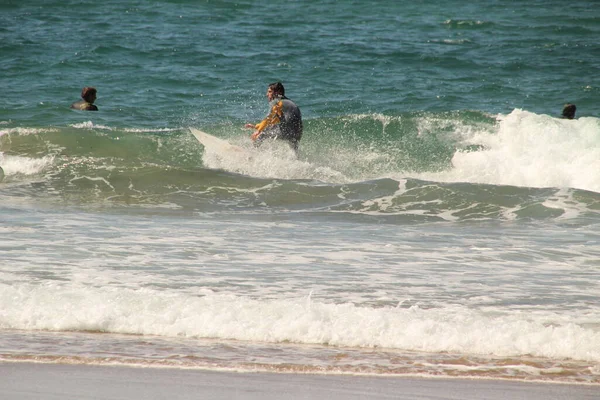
[2,0,599,126]
[1,0,600,385]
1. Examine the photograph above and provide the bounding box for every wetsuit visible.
[70,101,98,111]
[253,96,302,153]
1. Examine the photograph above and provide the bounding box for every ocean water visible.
[1,0,600,385]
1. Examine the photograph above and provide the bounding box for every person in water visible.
[71,87,98,111]
[561,103,576,119]
[244,82,303,155]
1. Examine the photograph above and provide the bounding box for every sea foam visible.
[1,282,599,363]
[430,109,600,192]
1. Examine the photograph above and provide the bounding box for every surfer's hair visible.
[268,82,285,97]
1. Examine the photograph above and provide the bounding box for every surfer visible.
[244,82,303,156]
[71,87,99,111]
[561,103,576,119]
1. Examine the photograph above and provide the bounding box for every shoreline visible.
[2,329,598,384]
[1,361,598,400]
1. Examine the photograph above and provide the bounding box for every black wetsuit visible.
[253,96,302,153]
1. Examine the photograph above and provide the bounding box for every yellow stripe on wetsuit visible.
[254,100,284,132]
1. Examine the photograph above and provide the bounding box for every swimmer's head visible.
[81,87,97,103]
[561,103,576,119]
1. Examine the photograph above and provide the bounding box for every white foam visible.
[421,109,600,192]
[69,121,113,130]
[202,138,350,182]
[1,283,599,362]
[0,154,54,176]
[0,127,59,136]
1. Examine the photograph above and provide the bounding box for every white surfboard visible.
[190,128,248,154]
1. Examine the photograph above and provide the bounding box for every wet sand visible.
[1,362,598,400]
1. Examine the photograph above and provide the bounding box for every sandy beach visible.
[1,362,597,400]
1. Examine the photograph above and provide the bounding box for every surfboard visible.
[189,128,247,154]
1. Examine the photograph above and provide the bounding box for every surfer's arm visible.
[253,101,284,132]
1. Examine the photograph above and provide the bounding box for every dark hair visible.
[562,103,576,119]
[268,82,285,97]
[81,87,97,102]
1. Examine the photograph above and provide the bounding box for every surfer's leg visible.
[253,129,279,148]
[253,132,272,148]
[252,135,264,148]
[287,139,299,158]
